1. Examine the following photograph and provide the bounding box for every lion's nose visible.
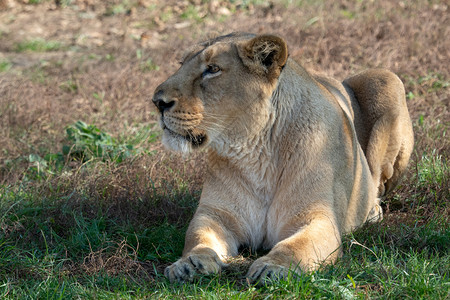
[152,90,176,113]
[153,99,175,113]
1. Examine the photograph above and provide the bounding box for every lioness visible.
[152,33,413,284]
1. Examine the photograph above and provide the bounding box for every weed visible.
[416,150,448,187]
[105,54,114,61]
[26,0,51,4]
[92,91,105,103]
[180,5,204,22]
[59,79,78,93]
[418,73,449,92]
[87,53,100,60]
[140,58,159,72]
[64,121,154,163]
[136,49,143,60]
[160,7,174,22]
[15,38,62,52]
[23,65,47,83]
[136,49,159,72]
[340,9,356,19]
[104,0,135,16]
[282,0,325,8]
[231,0,269,9]
[20,154,55,181]
[0,60,12,72]
[20,121,158,180]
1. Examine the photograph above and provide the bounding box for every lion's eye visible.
[202,64,221,79]
[207,65,220,73]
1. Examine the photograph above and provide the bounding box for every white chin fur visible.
[161,131,193,154]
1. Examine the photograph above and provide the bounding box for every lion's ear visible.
[237,34,288,78]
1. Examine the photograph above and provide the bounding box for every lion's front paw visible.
[164,248,226,283]
[246,257,298,285]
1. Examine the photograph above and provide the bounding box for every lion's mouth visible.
[162,124,207,147]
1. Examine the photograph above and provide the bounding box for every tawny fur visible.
[152,32,414,284]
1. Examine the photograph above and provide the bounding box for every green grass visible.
[1,195,448,299]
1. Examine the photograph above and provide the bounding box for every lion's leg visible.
[345,69,411,196]
[384,140,413,194]
[164,206,241,282]
[246,211,341,284]
[365,114,401,196]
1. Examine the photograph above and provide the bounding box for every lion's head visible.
[152,33,288,153]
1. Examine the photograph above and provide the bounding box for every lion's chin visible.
[161,126,208,154]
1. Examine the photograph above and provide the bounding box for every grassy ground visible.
[0,0,449,298]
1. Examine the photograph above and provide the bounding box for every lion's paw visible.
[246,257,297,285]
[164,249,226,283]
